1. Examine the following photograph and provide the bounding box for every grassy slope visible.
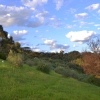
[0,59,100,100]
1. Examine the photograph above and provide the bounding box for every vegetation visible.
[0,59,100,100]
[0,25,100,99]
[7,50,23,67]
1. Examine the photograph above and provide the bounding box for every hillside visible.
[0,59,100,100]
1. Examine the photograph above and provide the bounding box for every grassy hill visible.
[0,59,100,100]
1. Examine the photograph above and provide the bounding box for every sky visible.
[0,0,100,53]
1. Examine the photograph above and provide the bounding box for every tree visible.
[87,37,100,54]
[82,52,100,76]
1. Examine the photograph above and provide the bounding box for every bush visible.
[55,67,66,74]
[36,60,50,74]
[68,62,84,73]
[88,75,100,86]
[55,67,92,82]
[0,52,7,60]
[24,58,34,67]
[7,50,23,67]
[33,57,40,66]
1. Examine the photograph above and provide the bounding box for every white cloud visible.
[80,21,94,26]
[98,10,100,13]
[0,4,50,28]
[13,30,28,35]
[75,13,88,18]
[50,43,69,50]
[65,24,76,29]
[8,34,10,38]
[26,10,49,27]
[66,30,96,43]
[51,49,67,53]
[31,46,42,52]
[21,0,48,9]
[54,0,63,10]
[36,30,39,33]
[98,28,100,30]
[85,3,99,10]
[94,24,100,26]
[12,30,28,41]
[49,17,62,28]
[80,21,87,26]
[44,39,56,45]
[66,8,77,14]
[73,44,76,48]
[44,39,69,52]
[0,5,32,26]
[49,17,55,20]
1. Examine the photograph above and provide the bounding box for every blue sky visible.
[0,0,100,53]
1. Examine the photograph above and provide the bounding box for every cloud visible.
[22,10,49,27]
[21,0,48,9]
[65,25,73,28]
[65,24,76,29]
[44,39,56,45]
[85,3,99,10]
[50,43,69,50]
[11,30,28,41]
[98,10,100,14]
[49,17,62,28]
[66,30,96,43]
[54,0,63,10]
[0,5,32,26]
[36,30,39,33]
[79,21,93,26]
[44,39,69,52]
[31,46,42,52]
[98,28,100,30]
[66,8,77,14]
[0,4,50,28]
[75,13,88,18]
[94,24,100,26]
[80,21,88,26]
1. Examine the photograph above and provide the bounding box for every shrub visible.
[0,51,7,60]
[33,57,40,66]
[55,67,66,75]
[63,69,79,78]
[88,75,100,86]
[55,67,92,82]
[68,62,84,73]
[7,50,23,67]
[24,58,34,67]
[36,60,50,74]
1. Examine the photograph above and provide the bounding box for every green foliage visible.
[55,67,78,78]
[55,66,94,84]
[36,60,51,74]
[0,50,7,60]
[88,76,100,87]
[7,50,23,67]
[67,61,84,73]
[24,58,34,67]
[33,57,40,66]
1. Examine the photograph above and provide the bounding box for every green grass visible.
[0,59,100,100]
